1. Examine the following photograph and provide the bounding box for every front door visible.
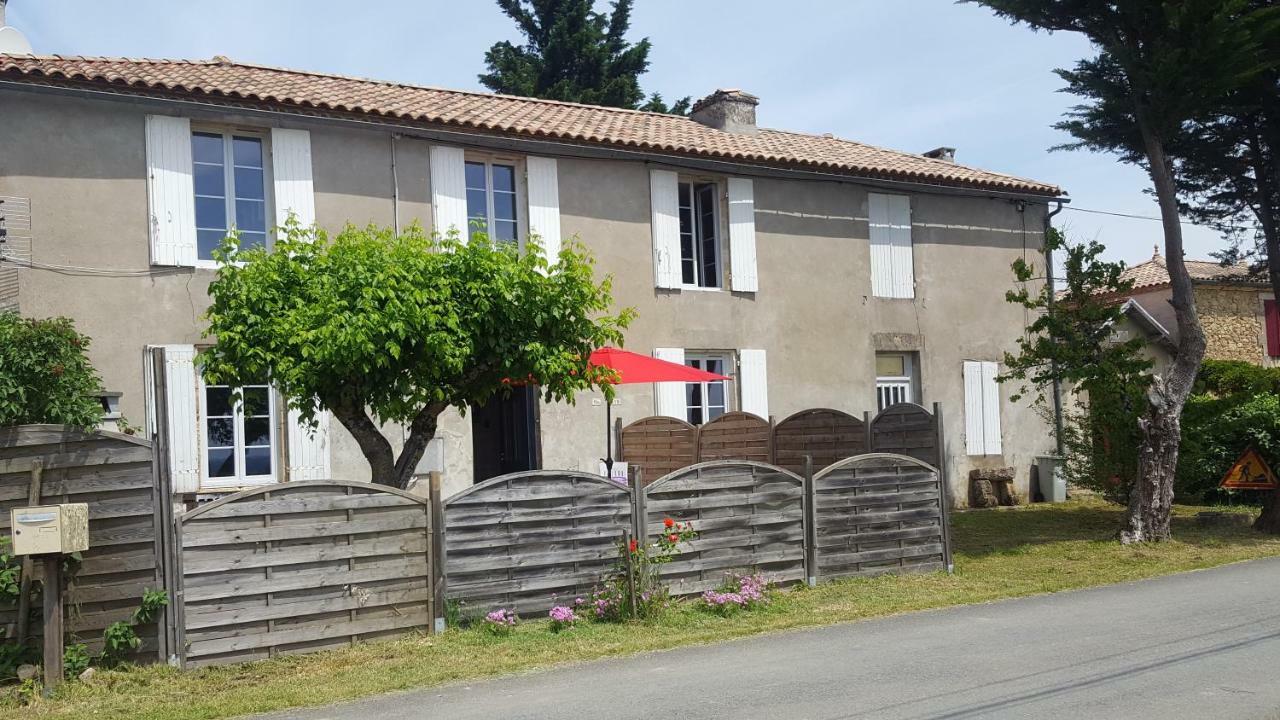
[471,386,540,483]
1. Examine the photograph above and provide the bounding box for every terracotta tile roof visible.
[0,54,1063,196]
[1119,250,1267,292]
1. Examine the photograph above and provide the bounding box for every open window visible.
[678,181,723,289]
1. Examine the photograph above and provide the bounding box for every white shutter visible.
[526,156,562,262]
[963,361,985,456]
[738,348,769,419]
[653,347,686,419]
[271,128,316,230]
[147,344,200,493]
[981,361,1003,455]
[868,193,912,298]
[430,145,468,241]
[287,404,331,482]
[145,115,196,267]
[650,169,680,289]
[727,178,758,293]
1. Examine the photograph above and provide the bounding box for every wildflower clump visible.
[482,608,518,636]
[590,517,696,622]
[700,572,771,617]
[548,604,580,632]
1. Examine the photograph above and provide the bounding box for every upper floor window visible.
[678,181,721,288]
[685,353,733,425]
[192,130,269,262]
[876,352,917,410]
[201,380,277,488]
[465,159,519,243]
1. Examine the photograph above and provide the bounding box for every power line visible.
[1062,205,1254,231]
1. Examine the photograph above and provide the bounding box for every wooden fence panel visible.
[812,453,948,581]
[697,412,771,465]
[443,471,630,617]
[644,461,804,596]
[619,417,697,486]
[179,481,432,668]
[0,425,166,663]
[869,403,940,468]
[774,409,867,475]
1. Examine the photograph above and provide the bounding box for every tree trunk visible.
[327,395,398,487]
[1122,124,1207,544]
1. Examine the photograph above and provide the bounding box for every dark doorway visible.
[471,386,541,483]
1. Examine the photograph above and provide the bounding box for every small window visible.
[192,130,269,261]
[685,353,733,425]
[876,352,917,410]
[678,181,721,288]
[201,380,277,487]
[465,159,519,244]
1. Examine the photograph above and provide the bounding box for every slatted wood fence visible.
[696,412,772,464]
[443,471,631,616]
[177,481,435,668]
[773,409,868,476]
[869,404,941,468]
[810,454,951,580]
[0,425,170,663]
[615,417,696,484]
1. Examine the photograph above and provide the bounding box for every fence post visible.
[429,471,447,632]
[863,410,874,453]
[14,457,42,655]
[933,402,955,574]
[630,468,646,547]
[803,455,817,587]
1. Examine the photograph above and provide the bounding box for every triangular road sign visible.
[1220,447,1279,490]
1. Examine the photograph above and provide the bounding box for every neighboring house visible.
[1107,249,1277,370]
[0,53,1064,504]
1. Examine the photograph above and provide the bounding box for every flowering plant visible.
[548,604,581,632]
[700,572,771,617]
[591,518,696,622]
[482,608,518,636]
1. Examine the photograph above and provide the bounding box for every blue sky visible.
[9,0,1227,268]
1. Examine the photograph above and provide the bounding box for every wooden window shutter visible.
[963,360,985,456]
[868,193,913,298]
[981,361,1003,455]
[653,347,686,419]
[144,115,197,266]
[430,145,469,242]
[727,178,758,292]
[526,156,562,263]
[270,128,316,231]
[287,404,331,482]
[1266,300,1280,357]
[888,194,915,299]
[146,344,201,493]
[649,169,680,289]
[738,348,769,419]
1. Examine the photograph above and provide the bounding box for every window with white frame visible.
[876,352,917,410]
[678,181,721,288]
[201,380,277,487]
[465,159,520,243]
[685,353,733,425]
[192,130,269,262]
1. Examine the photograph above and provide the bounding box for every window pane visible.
[678,182,692,208]
[491,164,515,193]
[191,133,224,164]
[682,258,696,285]
[195,196,228,230]
[243,447,272,476]
[233,167,265,201]
[707,405,725,423]
[876,354,906,377]
[207,447,236,478]
[687,407,703,426]
[707,381,725,407]
[466,188,488,223]
[493,220,518,243]
[241,386,270,416]
[238,231,267,252]
[205,386,233,417]
[206,417,234,447]
[235,199,267,232]
[194,163,225,197]
[493,191,517,222]
[243,417,271,447]
[198,230,226,259]
[464,162,486,190]
[232,137,263,168]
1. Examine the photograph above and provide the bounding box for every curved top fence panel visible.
[773,408,867,476]
[868,403,940,468]
[619,416,697,485]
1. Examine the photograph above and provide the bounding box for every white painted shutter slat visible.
[728,178,758,292]
[526,156,562,262]
[868,193,893,298]
[738,348,769,419]
[650,169,680,289]
[981,361,1003,455]
[963,360,985,456]
[147,344,200,493]
[145,115,196,266]
[653,347,686,419]
[287,405,331,482]
[430,145,469,242]
[888,194,915,299]
[270,128,316,230]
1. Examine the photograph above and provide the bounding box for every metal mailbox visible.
[9,503,89,555]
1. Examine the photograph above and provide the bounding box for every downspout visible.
[1045,199,1065,455]
[390,133,401,235]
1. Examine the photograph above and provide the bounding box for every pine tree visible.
[479,0,689,114]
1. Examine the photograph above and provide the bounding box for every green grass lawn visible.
[8,498,1280,720]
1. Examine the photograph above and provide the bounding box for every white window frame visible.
[876,352,916,410]
[464,152,527,248]
[684,351,734,425]
[677,178,724,290]
[198,374,280,490]
[191,126,274,269]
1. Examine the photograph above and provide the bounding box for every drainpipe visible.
[390,133,401,236]
[1045,200,1065,455]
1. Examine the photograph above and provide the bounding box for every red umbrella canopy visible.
[588,347,730,385]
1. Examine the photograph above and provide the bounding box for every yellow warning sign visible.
[1220,448,1279,490]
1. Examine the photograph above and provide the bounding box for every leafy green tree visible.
[479,0,690,114]
[0,313,103,428]
[973,0,1275,542]
[202,221,633,490]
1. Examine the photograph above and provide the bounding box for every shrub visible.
[1178,391,1280,502]
[591,519,696,622]
[699,572,772,617]
[0,313,104,428]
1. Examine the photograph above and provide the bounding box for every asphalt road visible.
[258,557,1280,720]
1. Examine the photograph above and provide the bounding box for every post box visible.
[9,504,89,555]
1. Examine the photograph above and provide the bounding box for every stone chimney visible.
[690,89,759,135]
[923,147,956,163]
[0,1,33,55]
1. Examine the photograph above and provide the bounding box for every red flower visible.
[664,518,674,529]
[628,539,638,553]
[668,533,679,543]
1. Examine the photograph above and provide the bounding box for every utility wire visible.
[1063,205,1254,231]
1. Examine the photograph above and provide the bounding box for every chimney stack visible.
[0,1,33,55]
[923,147,956,163]
[690,89,759,135]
